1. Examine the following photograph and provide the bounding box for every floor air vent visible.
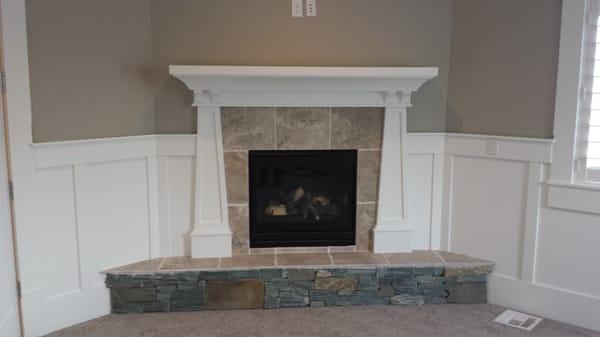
[494,309,543,331]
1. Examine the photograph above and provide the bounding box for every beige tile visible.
[249,248,277,254]
[229,206,250,255]
[357,150,381,202]
[224,151,248,204]
[219,254,275,268]
[356,203,377,251]
[276,253,332,267]
[331,252,388,265]
[160,257,219,271]
[331,108,384,149]
[104,258,163,273]
[221,107,275,150]
[276,247,329,254]
[329,246,357,253]
[276,107,330,149]
[385,250,445,266]
[436,251,492,264]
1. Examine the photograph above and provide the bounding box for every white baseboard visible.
[489,274,600,332]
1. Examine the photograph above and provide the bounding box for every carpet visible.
[46,304,600,337]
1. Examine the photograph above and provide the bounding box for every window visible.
[578,1,600,183]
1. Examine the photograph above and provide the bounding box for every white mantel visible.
[170,65,438,258]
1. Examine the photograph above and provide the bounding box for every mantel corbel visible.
[193,90,222,107]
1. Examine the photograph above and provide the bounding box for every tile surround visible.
[275,107,330,149]
[221,107,275,150]
[331,108,384,149]
[228,206,250,255]
[221,107,384,254]
[224,152,248,204]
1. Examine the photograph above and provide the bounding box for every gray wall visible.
[26,0,155,142]
[25,0,563,142]
[447,0,562,138]
[151,0,452,134]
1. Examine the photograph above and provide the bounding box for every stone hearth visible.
[104,251,493,313]
[221,107,383,254]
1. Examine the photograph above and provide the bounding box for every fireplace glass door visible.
[249,150,357,248]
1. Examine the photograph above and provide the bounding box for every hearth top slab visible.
[104,250,493,275]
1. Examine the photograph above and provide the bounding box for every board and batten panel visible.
[536,208,600,297]
[448,156,529,279]
[406,153,434,250]
[161,156,195,256]
[18,166,95,336]
[75,159,152,281]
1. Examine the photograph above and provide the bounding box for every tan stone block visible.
[444,264,494,277]
[206,280,264,310]
[315,277,357,291]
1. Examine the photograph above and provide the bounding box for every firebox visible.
[249,150,357,248]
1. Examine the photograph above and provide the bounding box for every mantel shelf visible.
[169,65,439,108]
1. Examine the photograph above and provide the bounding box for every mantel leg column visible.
[373,106,413,253]
[190,105,232,258]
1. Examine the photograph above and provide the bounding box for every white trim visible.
[489,274,600,332]
[405,133,446,154]
[170,65,439,79]
[32,135,157,168]
[170,65,438,108]
[520,163,543,282]
[547,181,600,214]
[551,0,588,183]
[444,133,554,163]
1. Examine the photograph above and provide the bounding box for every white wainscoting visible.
[24,131,600,333]
[439,133,600,332]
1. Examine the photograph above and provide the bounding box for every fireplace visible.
[249,150,357,248]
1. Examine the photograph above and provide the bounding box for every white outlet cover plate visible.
[306,0,317,16]
[292,0,303,17]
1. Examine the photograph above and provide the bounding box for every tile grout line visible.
[156,257,167,271]
[273,107,277,149]
[217,257,222,268]
[328,107,332,149]
[274,251,278,266]
[432,250,447,265]
[328,251,335,265]
[381,253,391,265]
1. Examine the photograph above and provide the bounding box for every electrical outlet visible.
[292,0,303,17]
[486,139,499,156]
[306,0,317,16]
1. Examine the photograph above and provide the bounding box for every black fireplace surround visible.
[249,150,357,248]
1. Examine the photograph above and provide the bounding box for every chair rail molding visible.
[170,65,438,257]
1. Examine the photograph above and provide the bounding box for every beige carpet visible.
[46,304,600,337]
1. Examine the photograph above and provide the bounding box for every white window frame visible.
[551,0,600,187]
[576,0,600,183]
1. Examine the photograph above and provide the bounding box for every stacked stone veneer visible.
[106,264,490,313]
[221,107,384,254]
